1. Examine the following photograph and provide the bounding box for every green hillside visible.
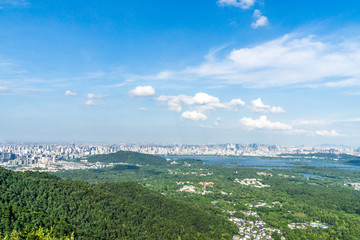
[0,167,237,239]
[86,151,168,166]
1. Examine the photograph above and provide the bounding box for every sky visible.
[1,0,360,145]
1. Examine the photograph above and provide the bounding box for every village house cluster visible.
[177,181,214,195]
[288,222,328,229]
[234,178,271,188]
[230,217,284,240]
[344,182,360,191]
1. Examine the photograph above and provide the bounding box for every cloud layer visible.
[87,93,108,99]
[157,92,245,121]
[149,33,360,88]
[251,10,269,28]
[316,130,340,137]
[65,90,77,96]
[182,111,208,121]
[84,100,95,106]
[250,98,285,113]
[129,86,156,97]
[240,115,292,130]
[157,92,245,113]
[217,0,256,9]
[0,0,28,7]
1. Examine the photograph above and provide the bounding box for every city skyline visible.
[1,0,360,144]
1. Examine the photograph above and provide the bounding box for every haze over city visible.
[1,0,360,145]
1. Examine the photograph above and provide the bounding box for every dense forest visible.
[0,167,237,239]
[85,151,169,166]
[55,151,360,239]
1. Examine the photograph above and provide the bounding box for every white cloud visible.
[138,107,148,111]
[229,98,246,107]
[65,90,77,96]
[217,0,256,9]
[192,92,220,105]
[84,100,95,106]
[0,0,28,7]
[87,93,108,99]
[157,92,245,121]
[251,10,269,28]
[148,32,360,88]
[157,92,245,112]
[157,95,194,112]
[205,43,231,62]
[155,71,174,80]
[87,93,95,98]
[239,115,292,130]
[316,130,340,137]
[338,118,360,123]
[196,98,246,112]
[0,86,8,91]
[129,86,155,97]
[324,78,360,87]
[293,119,328,126]
[182,111,208,121]
[250,98,285,113]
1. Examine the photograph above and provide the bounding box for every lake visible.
[166,155,360,170]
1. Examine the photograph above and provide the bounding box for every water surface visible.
[167,155,360,170]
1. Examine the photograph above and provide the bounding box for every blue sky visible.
[1,0,360,145]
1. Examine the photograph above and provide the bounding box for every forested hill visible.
[0,167,236,239]
[86,150,168,166]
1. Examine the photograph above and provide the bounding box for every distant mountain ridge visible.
[86,150,168,166]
